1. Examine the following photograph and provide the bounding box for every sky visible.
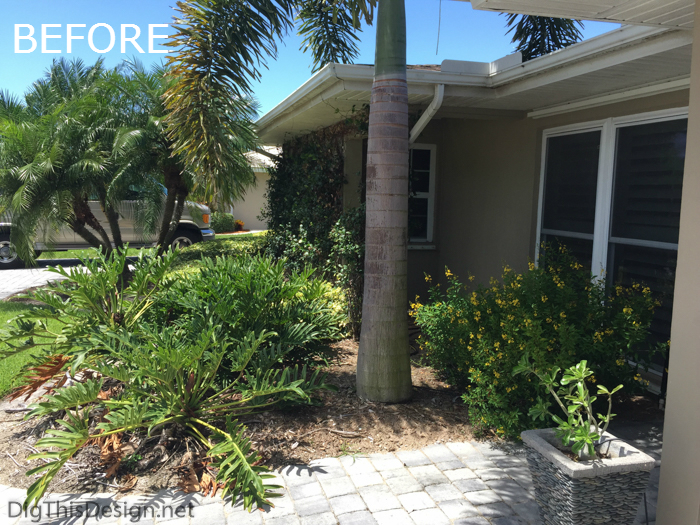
[0,0,619,117]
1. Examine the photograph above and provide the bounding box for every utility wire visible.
[436,0,443,55]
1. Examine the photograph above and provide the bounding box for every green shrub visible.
[260,125,349,259]
[211,212,237,233]
[260,115,368,335]
[1,248,339,510]
[326,205,365,339]
[411,244,661,439]
[264,224,322,274]
[263,206,365,339]
[151,254,348,377]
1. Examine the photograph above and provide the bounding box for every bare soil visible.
[0,340,474,496]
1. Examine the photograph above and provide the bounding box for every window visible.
[409,144,436,242]
[538,109,688,376]
[540,130,601,269]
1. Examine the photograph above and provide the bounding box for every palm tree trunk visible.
[156,165,186,254]
[102,201,133,286]
[356,0,413,403]
[158,194,186,256]
[156,187,178,248]
[103,202,124,250]
[72,197,113,256]
[72,220,106,249]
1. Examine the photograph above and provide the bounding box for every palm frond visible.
[297,0,364,72]
[504,14,584,61]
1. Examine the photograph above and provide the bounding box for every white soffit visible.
[463,0,695,29]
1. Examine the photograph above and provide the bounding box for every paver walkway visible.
[0,438,659,525]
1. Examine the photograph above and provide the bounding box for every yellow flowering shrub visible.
[411,244,661,438]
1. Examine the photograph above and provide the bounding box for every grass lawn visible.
[0,302,62,398]
[36,232,266,260]
[38,247,145,260]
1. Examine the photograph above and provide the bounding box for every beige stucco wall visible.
[342,90,690,301]
[231,171,270,231]
[411,89,689,301]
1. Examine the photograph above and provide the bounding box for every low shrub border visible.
[411,244,662,438]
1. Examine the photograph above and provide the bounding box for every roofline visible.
[256,24,687,139]
[256,64,339,130]
[490,25,671,86]
[462,0,693,30]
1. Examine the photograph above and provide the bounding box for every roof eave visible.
[255,24,689,143]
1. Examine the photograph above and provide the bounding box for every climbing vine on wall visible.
[261,107,369,337]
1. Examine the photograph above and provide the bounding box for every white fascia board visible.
[256,25,689,141]
[333,63,488,87]
[256,80,350,142]
[490,25,677,87]
[464,0,693,29]
[492,28,692,98]
[256,63,491,141]
[256,64,342,133]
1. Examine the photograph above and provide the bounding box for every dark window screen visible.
[409,198,428,239]
[542,131,601,235]
[608,244,677,372]
[611,119,687,244]
[409,148,432,240]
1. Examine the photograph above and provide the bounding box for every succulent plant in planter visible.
[514,357,655,525]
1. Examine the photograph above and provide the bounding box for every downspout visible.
[409,83,445,144]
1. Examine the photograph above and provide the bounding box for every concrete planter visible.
[521,428,655,525]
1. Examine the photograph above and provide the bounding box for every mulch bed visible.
[0,339,474,496]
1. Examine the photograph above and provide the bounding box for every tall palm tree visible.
[163,1,584,404]
[163,0,374,205]
[106,62,192,252]
[355,0,412,402]
[0,59,120,264]
[163,0,282,247]
[110,59,260,253]
[162,0,411,403]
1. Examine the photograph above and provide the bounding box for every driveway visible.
[0,259,84,300]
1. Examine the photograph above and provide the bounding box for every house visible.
[259,23,689,382]
[257,13,699,522]
[226,147,278,231]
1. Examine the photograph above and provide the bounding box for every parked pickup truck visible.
[0,200,215,269]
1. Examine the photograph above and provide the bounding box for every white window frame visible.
[409,143,437,243]
[536,107,688,279]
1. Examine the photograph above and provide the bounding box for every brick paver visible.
[0,436,661,524]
